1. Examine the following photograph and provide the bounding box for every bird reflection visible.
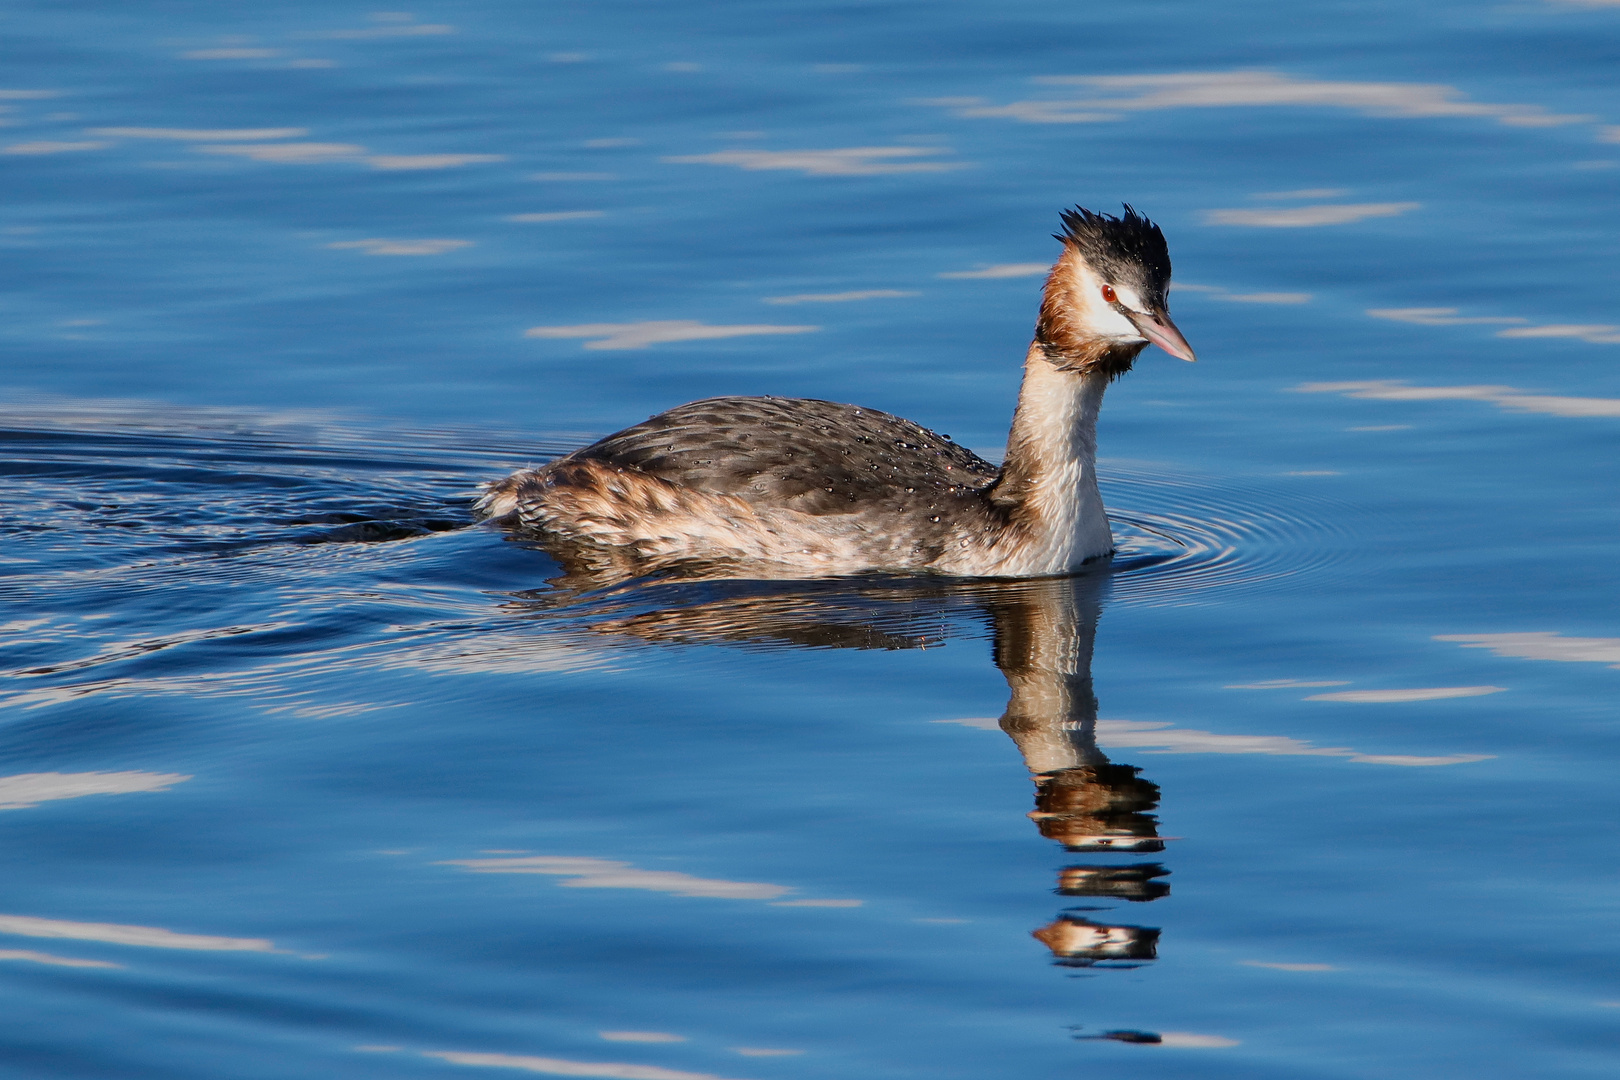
[984,572,1166,967]
[512,566,1170,970]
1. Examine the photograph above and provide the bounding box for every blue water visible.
[3,2,1619,1077]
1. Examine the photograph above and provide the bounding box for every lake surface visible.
[2,2,1619,1077]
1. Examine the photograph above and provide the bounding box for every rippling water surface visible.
[3,2,1619,1077]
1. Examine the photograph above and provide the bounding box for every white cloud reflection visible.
[194,142,502,170]
[0,770,190,809]
[1437,632,1620,668]
[0,914,274,952]
[328,238,472,255]
[0,948,121,969]
[1096,719,1490,763]
[729,1049,802,1057]
[368,153,505,170]
[1174,283,1311,304]
[89,127,307,140]
[1224,679,1349,689]
[599,1033,686,1044]
[1241,960,1335,972]
[1371,307,1620,343]
[1222,291,1312,303]
[927,71,1592,128]
[198,141,365,163]
[1256,188,1349,200]
[182,48,280,60]
[1204,202,1419,227]
[937,263,1049,280]
[1305,686,1504,702]
[300,24,455,40]
[508,211,604,223]
[665,147,959,176]
[934,718,1491,766]
[763,290,917,304]
[1497,323,1620,343]
[2,141,109,155]
[526,321,817,350]
[423,1051,746,1080]
[1369,307,1528,327]
[1296,380,1620,418]
[438,856,793,900]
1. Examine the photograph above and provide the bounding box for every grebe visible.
[479,205,1195,579]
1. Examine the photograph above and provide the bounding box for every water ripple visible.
[1102,463,1367,605]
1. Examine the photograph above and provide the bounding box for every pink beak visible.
[1127,310,1197,362]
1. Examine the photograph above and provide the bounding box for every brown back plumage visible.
[568,395,1000,516]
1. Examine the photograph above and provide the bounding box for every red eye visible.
[1100,284,1117,303]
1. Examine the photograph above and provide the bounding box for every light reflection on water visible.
[3,0,1620,1076]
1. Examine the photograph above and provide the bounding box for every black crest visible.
[1056,204,1172,304]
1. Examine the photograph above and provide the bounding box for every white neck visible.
[988,346,1114,576]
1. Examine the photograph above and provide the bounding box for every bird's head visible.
[1036,204,1195,375]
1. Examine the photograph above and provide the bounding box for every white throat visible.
[991,347,1114,576]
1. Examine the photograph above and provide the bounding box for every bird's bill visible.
[1127,310,1197,362]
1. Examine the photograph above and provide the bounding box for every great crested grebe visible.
[479,205,1195,579]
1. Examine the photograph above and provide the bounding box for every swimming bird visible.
[479,204,1195,579]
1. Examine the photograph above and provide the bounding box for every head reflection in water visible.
[521,566,1170,972]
